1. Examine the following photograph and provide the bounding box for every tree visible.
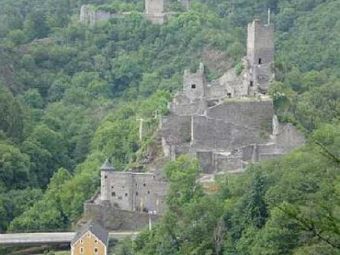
[0,142,30,190]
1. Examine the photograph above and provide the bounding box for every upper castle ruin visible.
[82,17,304,231]
[80,0,190,25]
[161,18,304,174]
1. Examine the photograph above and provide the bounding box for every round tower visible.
[100,159,115,201]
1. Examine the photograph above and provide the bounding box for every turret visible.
[100,159,115,201]
[247,19,274,94]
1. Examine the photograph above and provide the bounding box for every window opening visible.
[191,84,196,89]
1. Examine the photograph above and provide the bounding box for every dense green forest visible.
[0,0,339,254]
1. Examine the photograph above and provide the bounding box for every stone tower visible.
[144,0,166,24]
[247,19,274,94]
[145,0,164,15]
[183,63,206,101]
[100,159,115,201]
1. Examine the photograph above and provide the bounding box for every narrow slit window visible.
[258,58,262,64]
[250,81,254,87]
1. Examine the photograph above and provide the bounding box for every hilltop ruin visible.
[160,19,304,174]
[82,18,304,231]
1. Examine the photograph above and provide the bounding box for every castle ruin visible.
[160,19,304,174]
[82,18,304,231]
[80,0,190,26]
[80,5,121,26]
[144,0,167,24]
[82,160,167,230]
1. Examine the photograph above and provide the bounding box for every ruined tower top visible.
[183,63,205,101]
[247,19,274,94]
[145,0,164,15]
[247,19,274,67]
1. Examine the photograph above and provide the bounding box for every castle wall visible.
[214,152,243,172]
[192,100,273,151]
[274,123,305,153]
[213,64,249,98]
[95,10,113,22]
[183,63,205,101]
[196,151,214,174]
[160,114,191,145]
[132,173,167,213]
[80,5,115,26]
[101,171,167,214]
[207,99,274,133]
[101,171,133,211]
[170,97,207,116]
[83,202,159,231]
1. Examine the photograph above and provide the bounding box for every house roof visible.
[100,159,115,171]
[71,221,109,246]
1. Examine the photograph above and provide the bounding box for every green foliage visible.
[0,84,24,140]
[0,4,339,255]
[0,142,30,190]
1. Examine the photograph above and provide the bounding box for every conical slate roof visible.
[100,159,115,171]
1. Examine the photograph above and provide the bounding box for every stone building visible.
[82,160,167,230]
[100,161,167,213]
[80,0,190,26]
[247,19,274,94]
[160,19,304,174]
[80,5,118,26]
[71,221,108,255]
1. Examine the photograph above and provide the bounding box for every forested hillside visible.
[0,0,339,254]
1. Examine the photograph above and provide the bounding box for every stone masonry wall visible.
[192,99,274,151]
[101,171,167,214]
[83,202,159,231]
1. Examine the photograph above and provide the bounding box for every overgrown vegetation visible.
[0,0,339,254]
